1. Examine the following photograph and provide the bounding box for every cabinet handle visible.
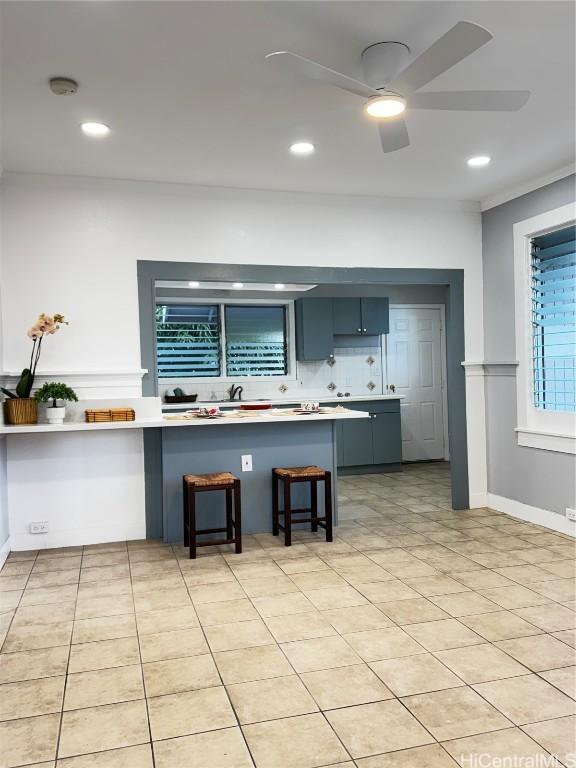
[363,328,367,333]
[357,328,361,333]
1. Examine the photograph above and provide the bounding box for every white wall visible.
[0,173,485,549]
[1,174,484,371]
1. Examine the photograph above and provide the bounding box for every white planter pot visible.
[46,406,66,425]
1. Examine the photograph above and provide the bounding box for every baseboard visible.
[9,523,146,552]
[0,537,10,568]
[339,463,403,476]
[469,492,488,509]
[487,493,576,536]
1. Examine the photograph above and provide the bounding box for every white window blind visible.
[156,305,220,378]
[225,305,287,376]
[531,224,576,412]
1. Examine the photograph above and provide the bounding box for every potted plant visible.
[1,313,69,425]
[34,382,78,425]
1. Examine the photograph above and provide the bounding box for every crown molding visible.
[480,164,575,212]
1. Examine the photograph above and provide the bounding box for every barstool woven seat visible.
[183,472,242,559]
[272,465,333,547]
[273,466,327,479]
[184,472,237,487]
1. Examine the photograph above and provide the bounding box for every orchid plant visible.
[1,313,69,400]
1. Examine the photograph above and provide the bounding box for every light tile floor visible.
[0,462,575,767]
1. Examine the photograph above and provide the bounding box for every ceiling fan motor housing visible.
[361,42,411,90]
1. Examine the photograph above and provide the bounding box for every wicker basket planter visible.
[3,397,38,425]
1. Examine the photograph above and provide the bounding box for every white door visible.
[386,306,447,461]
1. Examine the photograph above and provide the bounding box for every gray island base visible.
[156,418,346,542]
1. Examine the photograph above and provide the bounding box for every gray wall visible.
[482,175,576,515]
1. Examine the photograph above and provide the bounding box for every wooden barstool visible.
[272,466,333,546]
[182,472,242,559]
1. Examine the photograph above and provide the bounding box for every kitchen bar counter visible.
[0,406,368,435]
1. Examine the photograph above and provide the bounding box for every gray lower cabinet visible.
[333,399,401,471]
[371,411,402,464]
[340,418,374,466]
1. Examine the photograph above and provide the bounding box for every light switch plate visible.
[241,454,253,472]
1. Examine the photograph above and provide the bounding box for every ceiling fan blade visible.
[266,51,379,99]
[409,90,530,111]
[378,119,410,153]
[388,22,493,95]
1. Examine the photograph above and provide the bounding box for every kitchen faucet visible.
[227,384,244,401]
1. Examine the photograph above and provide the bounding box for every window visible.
[156,304,221,378]
[513,203,576,454]
[225,306,287,376]
[156,302,293,380]
[531,225,576,412]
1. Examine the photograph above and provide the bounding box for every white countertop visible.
[162,394,402,410]
[0,406,369,436]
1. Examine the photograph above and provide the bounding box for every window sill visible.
[516,428,576,454]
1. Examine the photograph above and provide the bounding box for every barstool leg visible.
[183,478,189,547]
[283,477,292,547]
[324,471,333,542]
[310,480,318,533]
[233,479,242,554]
[188,484,197,559]
[272,471,279,536]
[225,487,233,540]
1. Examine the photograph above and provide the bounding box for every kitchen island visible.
[1,399,369,549]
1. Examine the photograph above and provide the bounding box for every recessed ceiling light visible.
[188,281,200,288]
[232,282,244,289]
[365,94,406,119]
[290,142,315,156]
[81,122,110,137]
[467,155,491,167]
[274,283,286,290]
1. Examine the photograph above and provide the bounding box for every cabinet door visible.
[295,298,334,360]
[332,298,362,335]
[372,410,402,464]
[361,297,389,335]
[341,418,374,466]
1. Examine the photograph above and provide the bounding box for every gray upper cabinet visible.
[332,297,389,335]
[332,298,362,335]
[362,297,389,335]
[295,298,334,360]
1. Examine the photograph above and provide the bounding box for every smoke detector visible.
[49,77,78,96]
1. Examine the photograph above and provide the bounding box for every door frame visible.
[388,304,450,462]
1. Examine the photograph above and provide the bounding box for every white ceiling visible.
[1,1,574,202]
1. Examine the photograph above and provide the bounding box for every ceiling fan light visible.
[290,142,315,155]
[467,155,491,167]
[365,94,406,119]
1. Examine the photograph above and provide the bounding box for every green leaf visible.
[15,369,33,398]
[0,387,17,399]
[33,381,78,404]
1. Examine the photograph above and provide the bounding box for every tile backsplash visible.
[160,338,386,402]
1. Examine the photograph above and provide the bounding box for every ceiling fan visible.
[266,21,530,153]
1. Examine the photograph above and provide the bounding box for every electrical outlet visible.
[29,521,49,534]
[566,508,576,522]
[241,454,253,472]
